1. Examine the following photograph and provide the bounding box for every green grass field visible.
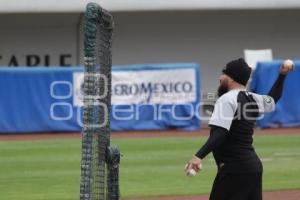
[0,134,300,200]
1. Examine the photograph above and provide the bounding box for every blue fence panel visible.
[0,63,201,133]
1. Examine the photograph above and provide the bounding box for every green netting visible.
[80,3,119,200]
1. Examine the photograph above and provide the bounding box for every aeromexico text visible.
[113,81,193,96]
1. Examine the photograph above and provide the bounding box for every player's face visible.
[217,74,230,97]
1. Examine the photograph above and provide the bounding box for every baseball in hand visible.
[280,59,294,75]
[187,168,197,176]
[185,164,202,177]
[283,59,294,71]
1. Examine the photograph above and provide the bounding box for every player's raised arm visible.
[251,59,294,114]
[267,59,294,103]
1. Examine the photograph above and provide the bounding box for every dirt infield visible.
[125,190,300,200]
[0,127,300,141]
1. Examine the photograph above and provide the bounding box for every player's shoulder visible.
[248,92,273,103]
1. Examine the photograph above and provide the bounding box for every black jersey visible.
[208,89,275,173]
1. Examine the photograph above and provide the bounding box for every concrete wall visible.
[0,13,81,67]
[109,10,300,93]
[1,10,300,93]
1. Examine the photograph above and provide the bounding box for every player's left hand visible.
[185,155,202,174]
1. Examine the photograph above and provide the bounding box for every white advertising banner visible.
[73,66,198,107]
[112,68,196,105]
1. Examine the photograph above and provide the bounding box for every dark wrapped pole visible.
[80,3,119,200]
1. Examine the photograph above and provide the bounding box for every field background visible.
[0,131,300,200]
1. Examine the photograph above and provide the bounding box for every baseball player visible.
[185,58,294,200]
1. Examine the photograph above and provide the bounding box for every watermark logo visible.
[50,72,265,128]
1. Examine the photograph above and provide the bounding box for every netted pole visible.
[80,3,119,200]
